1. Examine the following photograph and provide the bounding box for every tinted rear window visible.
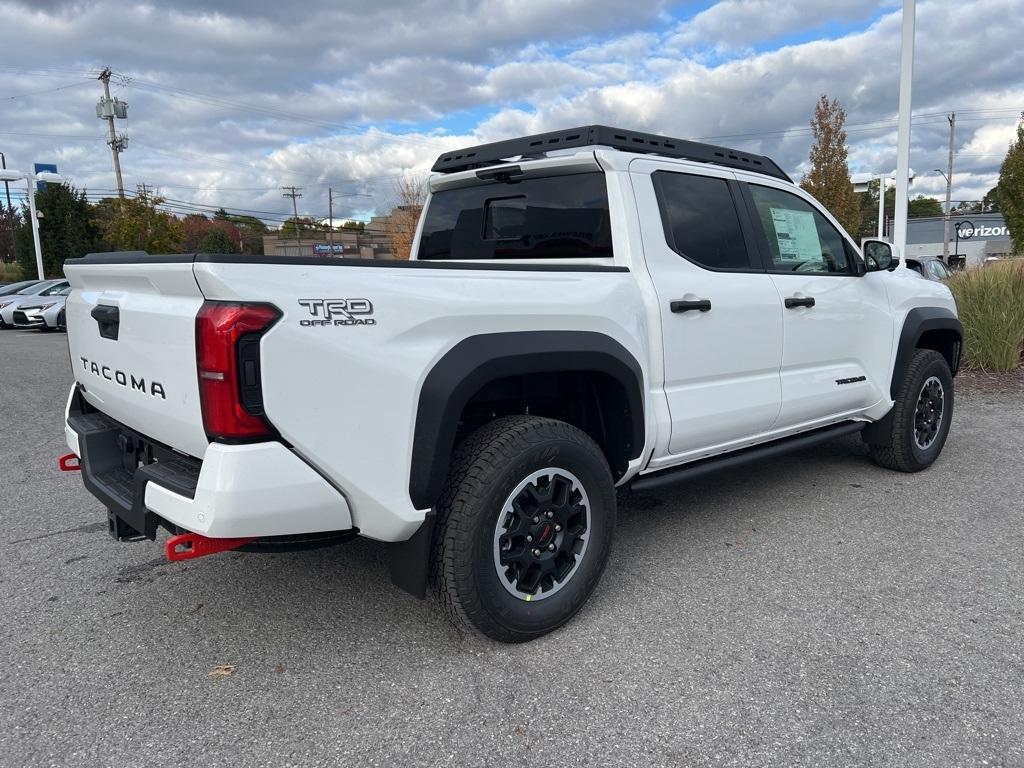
[653,171,751,270]
[417,172,612,260]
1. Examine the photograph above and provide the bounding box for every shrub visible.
[0,262,23,282]
[948,260,1024,371]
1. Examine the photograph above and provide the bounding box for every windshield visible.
[0,281,36,296]
[18,281,57,295]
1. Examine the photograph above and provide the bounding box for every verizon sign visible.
[956,223,1009,239]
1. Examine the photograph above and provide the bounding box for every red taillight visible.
[195,302,280,440]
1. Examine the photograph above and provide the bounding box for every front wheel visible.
[431,416,616,642]
[866,349,954,472]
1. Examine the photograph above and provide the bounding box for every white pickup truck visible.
[62,125,962,642]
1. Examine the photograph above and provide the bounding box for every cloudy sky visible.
[0,0,1021,225]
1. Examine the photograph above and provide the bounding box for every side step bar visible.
[630,421,865,494]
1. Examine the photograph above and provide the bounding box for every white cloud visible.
[667,0,889,52]
[0,0,1020,220]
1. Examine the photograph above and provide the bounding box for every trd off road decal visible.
[297,299,376,327]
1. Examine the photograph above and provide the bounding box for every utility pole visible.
[282,186,303,248]
[942,112,955,262]
[0,151,15,264]
[97,68,128,199]
[327,187,335,250]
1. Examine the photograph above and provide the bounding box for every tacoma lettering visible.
[79,357,166,399]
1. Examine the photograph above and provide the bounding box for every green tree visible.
[801,95,861,236]
[1,204,23,263]
[982,186,1000,213]
[279,216,322,239]
[14,184,101,278]
[198,227,239,254]
[859,184,944,238]
[908,195,943,218]
[93,194,184,253]
[994,113,1024,254]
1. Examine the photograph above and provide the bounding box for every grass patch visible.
[0,262,23,282]
[948,260,1024,371]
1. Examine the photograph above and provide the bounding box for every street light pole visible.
[877,176,887,239]
[0,168,64,280]
[893,0,916,257]
[24,177,45,279]
[934,167,952,262]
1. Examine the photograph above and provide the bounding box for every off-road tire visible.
[431,415,616,642]
[867,349,953,472]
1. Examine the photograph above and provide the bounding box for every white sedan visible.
[0,279,69,329]
[12,285,70,331]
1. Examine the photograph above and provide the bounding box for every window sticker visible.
[768,207,821,263]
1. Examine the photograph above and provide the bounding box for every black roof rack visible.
[431,124,791,182]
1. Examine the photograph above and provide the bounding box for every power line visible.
[1,80,94,101]
[0,131,105,140]
[118,73,452,151]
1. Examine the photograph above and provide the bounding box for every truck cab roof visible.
[431,124,791,182]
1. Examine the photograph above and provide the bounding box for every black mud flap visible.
[388,510,436,599]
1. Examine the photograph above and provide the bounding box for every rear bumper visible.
[64,386,353,539]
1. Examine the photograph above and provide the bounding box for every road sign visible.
[34,163,57,192]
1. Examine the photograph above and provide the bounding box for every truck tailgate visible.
[64,259,209,459]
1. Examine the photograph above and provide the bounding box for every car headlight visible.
[0,300,13,309]
[37,302,59,311]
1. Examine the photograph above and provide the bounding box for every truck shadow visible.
[116,434,890,652]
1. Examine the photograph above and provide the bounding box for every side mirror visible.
[862,239,897,272]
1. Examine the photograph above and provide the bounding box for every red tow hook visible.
[165,532,256,562]
[58,453,81,472]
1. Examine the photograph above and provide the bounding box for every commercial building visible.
[262,215,396,259]
[903,213,1014,268]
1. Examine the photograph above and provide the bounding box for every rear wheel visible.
[866,349,954,472]
[431,415,616,642]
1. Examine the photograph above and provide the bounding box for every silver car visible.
[0,279,69,328]
[0,279,42,297]
[906,256,953,282]
[12,285,71,331]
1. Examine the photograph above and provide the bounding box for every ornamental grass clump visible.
[947,260,1024,371]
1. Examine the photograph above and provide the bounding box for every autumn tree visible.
[181,213,242,252]
[994,112,1024,255]
[801,95,861,236]
[383,174,428,260]
[93,194,184,253]
[14,184,101,277]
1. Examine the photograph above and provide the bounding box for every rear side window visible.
[417,172,612,260]
[652,171,752,270]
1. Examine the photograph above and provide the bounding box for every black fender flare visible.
[408,331,645,510]
[889,306,963,399]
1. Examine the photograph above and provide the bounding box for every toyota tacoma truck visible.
[61,125,962,642]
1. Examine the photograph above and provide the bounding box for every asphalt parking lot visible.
[1,329,1022,768]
